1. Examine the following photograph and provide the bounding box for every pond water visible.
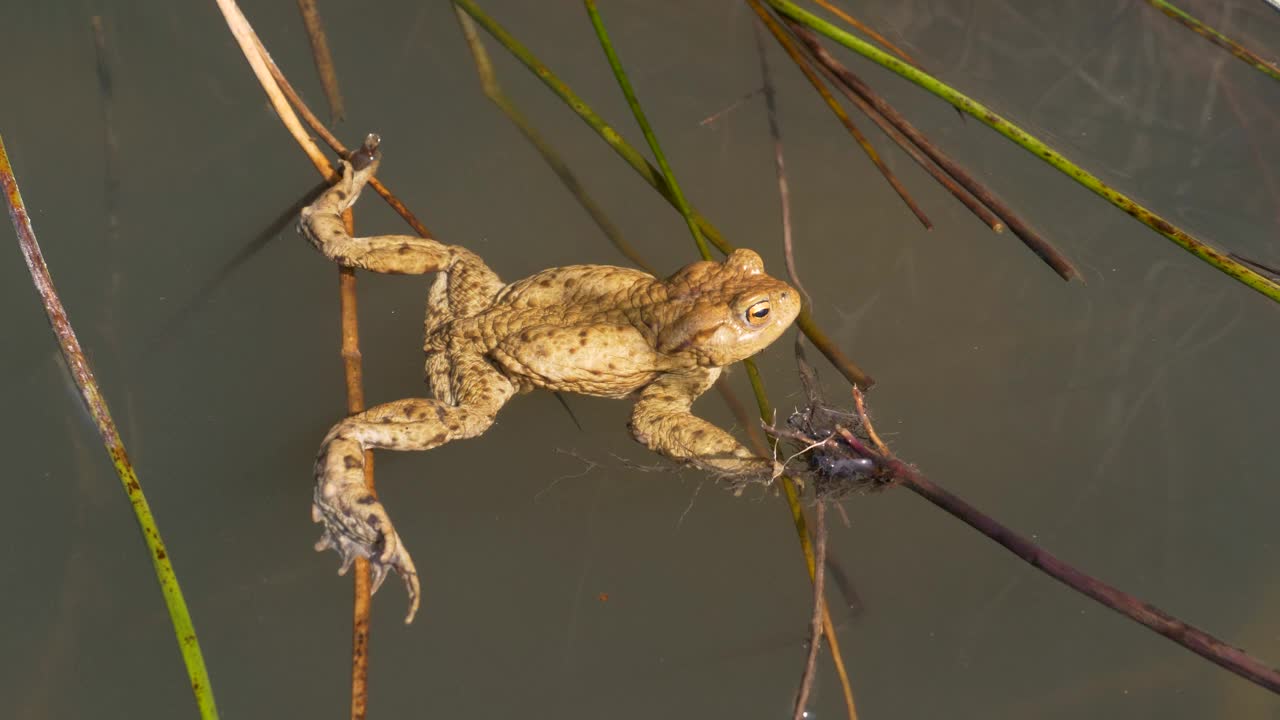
[2,1,1278,718]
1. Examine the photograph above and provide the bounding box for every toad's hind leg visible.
[313,355,515,622]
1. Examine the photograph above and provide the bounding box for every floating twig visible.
[1,134,219,719]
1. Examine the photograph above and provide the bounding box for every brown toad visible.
[300,144,800,622]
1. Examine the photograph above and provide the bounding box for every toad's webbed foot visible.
[312,482,421,623]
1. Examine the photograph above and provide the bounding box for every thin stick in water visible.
[793,501,829,720]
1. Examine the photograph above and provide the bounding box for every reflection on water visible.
[1,1,1278,718]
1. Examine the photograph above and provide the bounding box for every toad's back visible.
[431,264,680,397]
[431,264,664,350]
[298,146,800,623]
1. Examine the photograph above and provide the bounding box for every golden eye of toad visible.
[745,300,771,326]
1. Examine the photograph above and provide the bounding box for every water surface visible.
[2,1,1278,718]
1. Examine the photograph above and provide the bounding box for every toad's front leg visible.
[628,369,779,483]
[314,370,512,622]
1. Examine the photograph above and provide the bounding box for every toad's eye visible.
[745,300,772,326]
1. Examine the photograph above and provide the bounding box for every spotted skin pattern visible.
[299,149,801,622]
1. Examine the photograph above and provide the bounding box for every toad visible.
[300,142,800,622]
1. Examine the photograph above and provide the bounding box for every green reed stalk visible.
[0,133,219,720]
[454,7,654,274]
[583,0,711,260]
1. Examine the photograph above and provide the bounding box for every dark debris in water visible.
[769,341,897,499]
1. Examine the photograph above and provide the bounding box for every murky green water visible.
[2,1,1278,718]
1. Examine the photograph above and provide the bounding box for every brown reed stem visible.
[811,0,918,67]
[900,468,1280,694]
[213,1,383,714]
[248,32,434,239]
[340,214,373,719]
[747,0,932,231]
[793,30,1006,233]
[793,501,829,720]
[812,401,1280,697]
[788,19,1082,280]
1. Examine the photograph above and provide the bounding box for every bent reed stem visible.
[1,134,219,719]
